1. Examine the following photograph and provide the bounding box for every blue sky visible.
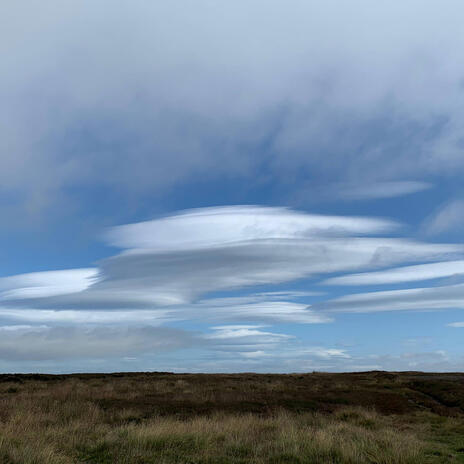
[1,1,464,373]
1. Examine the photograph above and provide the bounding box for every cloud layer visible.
[2,1,464,221]
[1,206,462,313]
[0,206,463,370]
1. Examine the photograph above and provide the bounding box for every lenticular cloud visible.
[105,206,398,251]
[0,206,462,317]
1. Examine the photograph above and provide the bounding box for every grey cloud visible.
[2,2,464,221]
[0,323,298,363]
[0,326,197,361]
[1,236,457,312]
[91,236,464,305]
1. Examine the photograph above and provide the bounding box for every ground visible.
[0,371,463,463]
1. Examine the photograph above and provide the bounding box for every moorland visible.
[0,371,463,463]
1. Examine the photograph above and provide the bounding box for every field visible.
[0,371,463,463]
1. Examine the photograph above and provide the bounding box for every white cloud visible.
[0,309,172,326]
[203,301,329,324]
[0,325,48,331]
[0,268,99,300]
[239,350,267,358]
[105,206,397,251]
[317,283,464,313]
[206,325,291,343]
[300,347,351,359]
[448,322,464,328]
[323,260,464,286]
[194,295,330,324]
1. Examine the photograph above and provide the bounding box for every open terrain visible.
[0,371,463,463]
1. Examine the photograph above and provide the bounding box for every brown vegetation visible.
[0,371,463,463]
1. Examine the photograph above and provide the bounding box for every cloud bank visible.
[0,206,463,370]
[2,1,464,221]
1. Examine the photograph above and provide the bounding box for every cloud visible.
[105,206,397,251]
[0,206,463,367]
[194,297,330,324]
[205,325,292,350]
[300,347,351,359]
[2,2,464,222]
[0,323,297,363]
[0,206,462,332]
[423,199,464,236]
[0,326,197,361]
[0,309,173,326]
[0,268,99,300]
[336,181,432,200]
[4,319,457,372]
[323,260,464,286]
[1,207,460,314]
[448,322,464,328]
[316,283,464,313]
[94,207,461,305]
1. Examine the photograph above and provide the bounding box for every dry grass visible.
[0,372,463,463]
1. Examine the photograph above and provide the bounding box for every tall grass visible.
[0,375,463,463]
[0,405,423,463]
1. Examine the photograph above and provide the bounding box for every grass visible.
[0,371,463,463]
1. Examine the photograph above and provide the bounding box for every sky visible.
[1,1,464,373]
